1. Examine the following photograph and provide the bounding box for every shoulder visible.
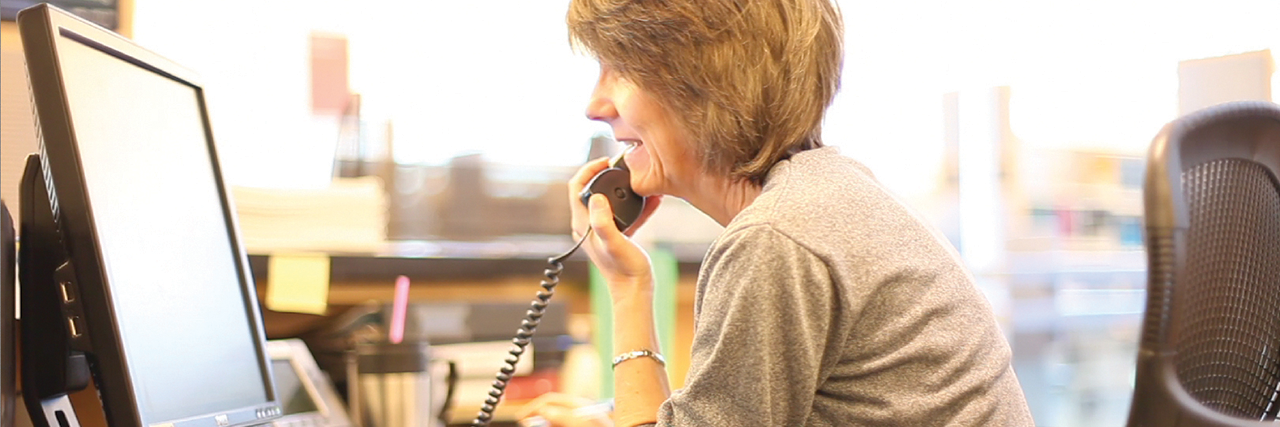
[726,147,939,264]
[716,147,975,304]
[694,220,840,316]
[701,223,826,286]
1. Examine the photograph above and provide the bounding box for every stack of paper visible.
[231,176,387,253]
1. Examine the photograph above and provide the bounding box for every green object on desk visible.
[590,247,678,399]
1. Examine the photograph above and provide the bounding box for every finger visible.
[536,406,574,426]
[515,393,581,420]
[516,416,551,427]
[568,157,612,236]
[622,195,664,237]
[514,393,556,419]
[514,403,542,421]
[588,194,624,243]
[567,157,612,199]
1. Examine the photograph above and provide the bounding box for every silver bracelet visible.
[611,349,666,370]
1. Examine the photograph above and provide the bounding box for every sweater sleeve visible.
[655,225,840,426]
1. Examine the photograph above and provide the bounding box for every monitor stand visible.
[18,155,86,427]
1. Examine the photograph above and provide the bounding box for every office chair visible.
[1128,100,1280,427]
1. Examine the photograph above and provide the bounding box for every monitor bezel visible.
[1,201,14,427]
[17,4,279,426]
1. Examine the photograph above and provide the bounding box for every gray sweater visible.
[649,147,1033,426]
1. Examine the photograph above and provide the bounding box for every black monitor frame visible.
[16,4,280,426]
[1,201,14,427]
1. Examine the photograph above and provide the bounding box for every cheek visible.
[627,147,654,183]
[628,146,671,196]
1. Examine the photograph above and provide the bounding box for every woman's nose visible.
[585,69,618,122]
[585,89,617,122]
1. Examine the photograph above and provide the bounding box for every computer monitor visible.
[16,4,281,426]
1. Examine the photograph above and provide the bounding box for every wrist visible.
[608,276,654,305]
[612,349,665,370]
[610,289,653,309]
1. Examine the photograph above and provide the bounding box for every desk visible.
[247,237,705,425]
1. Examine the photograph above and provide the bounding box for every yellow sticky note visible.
[266,253,331,315]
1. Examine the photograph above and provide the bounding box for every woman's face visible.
[585,64,699,198]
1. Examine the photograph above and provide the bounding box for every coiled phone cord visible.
[470,229,592,426]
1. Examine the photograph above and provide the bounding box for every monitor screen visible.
[59,33,268,422]
[18,4,279,426]
[270,359,319,415]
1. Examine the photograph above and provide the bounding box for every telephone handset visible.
[469,149,642,426]
[579,147,645,231]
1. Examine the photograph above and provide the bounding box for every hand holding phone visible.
[578,148,645,231]
[567,149,662,286]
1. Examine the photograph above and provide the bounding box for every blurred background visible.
[1,0,1276,426]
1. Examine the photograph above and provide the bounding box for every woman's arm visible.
[609,276,670,427]
[563,158,670,426]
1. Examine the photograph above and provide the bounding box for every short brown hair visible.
[568,0,843,185]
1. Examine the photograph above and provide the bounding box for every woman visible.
[522,0,1034,425]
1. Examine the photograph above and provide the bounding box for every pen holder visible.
[346,341,457,427]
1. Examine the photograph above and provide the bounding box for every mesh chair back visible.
[1177,158,1280,418]
[1129,101,1280,427]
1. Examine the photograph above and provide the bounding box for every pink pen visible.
[389,275,410,344]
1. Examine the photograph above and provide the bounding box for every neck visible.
[678,173,763,227]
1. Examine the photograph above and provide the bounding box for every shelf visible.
[246,236,707,286]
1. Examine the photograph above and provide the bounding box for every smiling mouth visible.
[610,143,638,169]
